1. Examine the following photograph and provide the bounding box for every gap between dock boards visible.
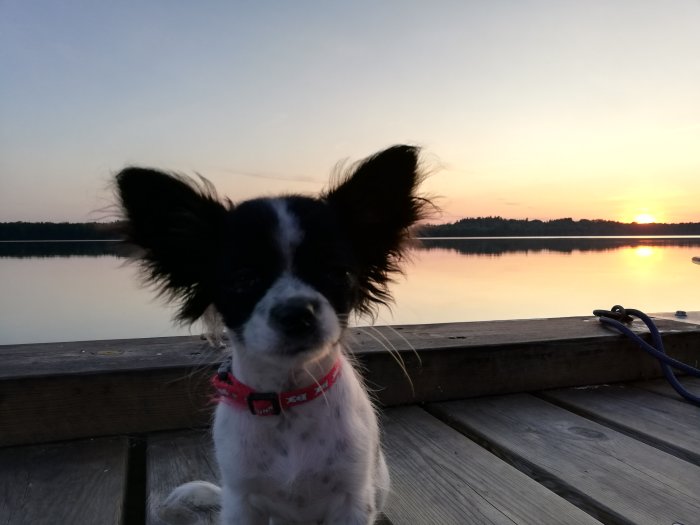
[3,377,699,524]
[423,386,700,525]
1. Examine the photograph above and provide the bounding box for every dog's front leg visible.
[324,496,378,525]
[220,490,268,525]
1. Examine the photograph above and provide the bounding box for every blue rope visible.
[593,305,700,406]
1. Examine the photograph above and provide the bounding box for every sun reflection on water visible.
[2,239,700,344]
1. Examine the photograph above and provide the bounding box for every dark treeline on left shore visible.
[4,217,700,241]
[0,222,122,241]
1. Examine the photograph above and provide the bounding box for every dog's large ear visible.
[324,145,429,313]
[115,168,228,322]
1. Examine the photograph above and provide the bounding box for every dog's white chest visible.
[213,366,377,522]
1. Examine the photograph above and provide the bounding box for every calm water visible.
[2,238,700,345]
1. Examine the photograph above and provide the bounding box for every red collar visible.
[212,358,342,416]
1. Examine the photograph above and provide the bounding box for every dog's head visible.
[116,145,428,363]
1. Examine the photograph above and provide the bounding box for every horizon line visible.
[3,217,700,226]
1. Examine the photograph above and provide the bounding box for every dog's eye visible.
[226,269,264,294]
[228,280,261,294]
[322,267,352,284]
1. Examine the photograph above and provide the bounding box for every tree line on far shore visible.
[2,217,700,241]
[0,222,121,240]
[419,217,700,237]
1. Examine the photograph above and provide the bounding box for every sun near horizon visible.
[633,213,657,224]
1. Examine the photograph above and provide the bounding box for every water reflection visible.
[419,237,700,256]
[0,241,123,258]
[1,238,699,344]
[634,246,654,258]
[3,237,700,259]
[0,255,188,344]
[380,238,700,327]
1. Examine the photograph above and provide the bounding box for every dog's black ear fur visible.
[324,145,429,314]
[115,168,228,323]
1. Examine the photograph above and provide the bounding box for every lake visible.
[2,237,700,345]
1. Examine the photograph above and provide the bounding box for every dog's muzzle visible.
[269,297,321,340]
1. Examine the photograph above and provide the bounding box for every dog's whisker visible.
[363,325,410,380]
[366,324,399,353]
[356,326,415,396]
[381,324,422,368]
[301,363,331,410]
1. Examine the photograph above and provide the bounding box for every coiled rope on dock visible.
[593,305,700,406]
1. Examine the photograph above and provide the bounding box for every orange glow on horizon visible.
[633,213,657,224]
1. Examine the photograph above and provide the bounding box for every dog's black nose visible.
[270,297,320,337]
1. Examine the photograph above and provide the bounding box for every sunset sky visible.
[2,1,699,224]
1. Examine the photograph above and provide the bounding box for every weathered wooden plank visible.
[430,394,700,525]
[632,376,700,401]
[147,429,219,525]
[650,311,700,326]
[0,335,221,379]
[0,369,215,446]
[0,437,128,525]
[3,317,699,379]
[540,384,700,465]
[382,406,601,525]
[3,317,700,445]
[359,316,700,407]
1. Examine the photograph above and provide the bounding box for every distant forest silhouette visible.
[0,240,122,258]
[420,237,700,257]
[3,218,700,242]
[0,222,122,258]
[4,237,700,259]
[2,220,700,258]
[420,217,700,237]
[0,221,121,241]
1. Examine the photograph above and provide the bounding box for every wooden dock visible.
[2,315,699,524]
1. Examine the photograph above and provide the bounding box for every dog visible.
[200,304,227,348]
[115,145,429,525]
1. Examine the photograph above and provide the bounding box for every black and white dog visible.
[116,145,428,525]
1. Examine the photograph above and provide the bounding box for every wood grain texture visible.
[0,335,221,379]
[632,376,700,401]
[359,317,700,407]
[430,394,700,525]
[540,383,700,464]
[146,429,219,525]
[2,317,699,445]
[648,311,700,326]
[0,437,128,525]
[382,406,602,525]
[4,317,699,379]
[0,369,215,446]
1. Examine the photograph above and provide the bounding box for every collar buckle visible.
[247,392,281,416]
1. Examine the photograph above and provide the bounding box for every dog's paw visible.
[154,480,221,525]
